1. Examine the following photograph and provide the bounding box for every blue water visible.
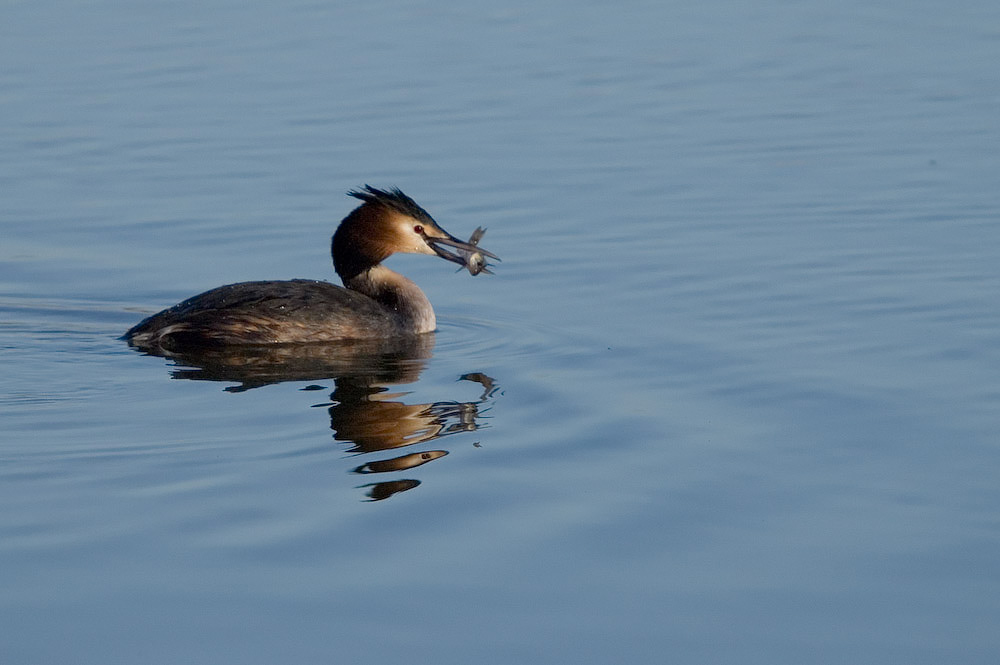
[3,1,1000,663]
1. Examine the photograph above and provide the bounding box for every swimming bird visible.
[124,186,498,351]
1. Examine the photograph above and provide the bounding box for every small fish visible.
[459,226,494,276]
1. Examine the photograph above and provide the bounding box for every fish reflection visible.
[132,335,498,500]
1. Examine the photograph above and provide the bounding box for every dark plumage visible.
[125,280,405,349]
[346,186,437,226]
[124,186,498,353]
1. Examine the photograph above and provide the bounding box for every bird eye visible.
[413,225,424,234]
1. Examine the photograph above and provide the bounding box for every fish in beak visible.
[425,226,500,276]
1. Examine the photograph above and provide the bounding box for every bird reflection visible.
[160,335,435,391]
[134,335,497,501]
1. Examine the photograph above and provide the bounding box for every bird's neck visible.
[343,265,436,333]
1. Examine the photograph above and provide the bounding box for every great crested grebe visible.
[124,186,498,351]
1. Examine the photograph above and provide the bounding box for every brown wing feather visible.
[125,280,405,349]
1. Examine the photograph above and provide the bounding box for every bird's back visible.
[125,279,408,351]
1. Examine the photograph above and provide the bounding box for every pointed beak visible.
[424,229,500,272]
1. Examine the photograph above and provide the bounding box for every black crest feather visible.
[347,185,436,225]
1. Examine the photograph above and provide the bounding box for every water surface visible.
[3,1,1000,663]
